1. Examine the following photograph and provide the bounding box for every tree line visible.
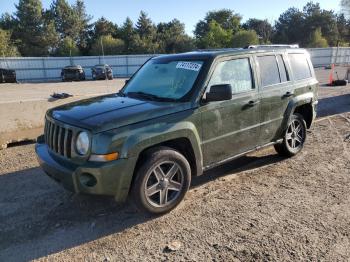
[0,0,349,57]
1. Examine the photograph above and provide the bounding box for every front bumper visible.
[35,143,137,202]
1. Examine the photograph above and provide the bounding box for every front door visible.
[200,56,261,167]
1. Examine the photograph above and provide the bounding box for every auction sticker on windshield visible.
[176,62,202,71]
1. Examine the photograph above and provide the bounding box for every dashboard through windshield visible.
[122,59,204,101]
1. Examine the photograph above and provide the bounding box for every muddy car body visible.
[61,65,86,81]
[36,46,319,214]
[0,68,16,83]
[91,64,113,80]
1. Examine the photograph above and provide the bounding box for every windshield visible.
[122,59,204,101]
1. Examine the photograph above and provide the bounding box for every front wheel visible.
[131,147,191,214]
[274,113,307,157]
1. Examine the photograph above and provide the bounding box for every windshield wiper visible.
[126,91,176,102]
[117,91,126,97]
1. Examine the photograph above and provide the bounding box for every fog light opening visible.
[79,173,97,187]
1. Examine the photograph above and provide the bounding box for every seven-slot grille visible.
[44,119,73,158]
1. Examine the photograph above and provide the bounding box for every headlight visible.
[76,132,90,155]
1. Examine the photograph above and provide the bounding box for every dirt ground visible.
[0,69,350,261]
[0,79,127,148]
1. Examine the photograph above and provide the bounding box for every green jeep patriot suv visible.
[36,46,318,214]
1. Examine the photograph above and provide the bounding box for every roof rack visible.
[245,44,299,49]
[194,48,242,52]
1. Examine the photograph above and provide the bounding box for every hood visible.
[48,94,192,133]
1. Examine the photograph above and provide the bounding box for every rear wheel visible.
[131,147,191,214]
[274,113,306,157]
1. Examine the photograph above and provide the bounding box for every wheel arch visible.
[282,92,315,131]
[294,103,313,128]
[128,136,202,198]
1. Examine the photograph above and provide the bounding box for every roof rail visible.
[194,48,242,52]
[245,44,299,49]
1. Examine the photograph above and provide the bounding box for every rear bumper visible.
[35,143,137,202]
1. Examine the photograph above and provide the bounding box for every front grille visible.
[44,119,73,158]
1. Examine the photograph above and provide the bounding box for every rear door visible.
[200,55,261,167]
[256,53,294,144]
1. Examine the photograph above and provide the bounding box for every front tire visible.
[131,147,191,214]
[274,113,307,157]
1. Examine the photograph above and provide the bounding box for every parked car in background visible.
[91,64,113,80]
[0,68,16,83]
[61,65,85,81]
[36,45,318,214]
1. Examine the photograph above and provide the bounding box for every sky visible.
[0,0,341,35]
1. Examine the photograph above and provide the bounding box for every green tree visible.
[232,30,259,48]
[307,27,329,47]
[0,13,16,31]
[337,14,350,45]
[274,2,340,47]
[198,20,232,48]
[90,35,124,55]
[131,11,158,53]
[93,17,118,39]
[0,29,19,56]
[274,7,306,45]
[120,17,136,53]
[50,0,76,38]
[73,0,92,53]
[341,0,350,18]
[194,9,241,48]
[156,19,194,53]
[303,2,339,46]
[129,33,159,54]
[242,19,273,43]
[13,0,59,56]
[56,36,80,56]
[136,11,156,38]
[50,0,92,54]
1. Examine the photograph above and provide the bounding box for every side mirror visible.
[205,84,232,102]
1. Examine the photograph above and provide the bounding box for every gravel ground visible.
[0,79,126,148]
[0,69,350,261]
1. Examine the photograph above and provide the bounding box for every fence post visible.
[42,57,47,81]
[126,55,129,77]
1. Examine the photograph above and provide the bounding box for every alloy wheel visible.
[286,118,305,150]
[144,161,184,208]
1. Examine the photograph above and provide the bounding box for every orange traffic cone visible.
[328,64,334,86]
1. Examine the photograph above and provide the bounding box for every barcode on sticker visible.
[176,62,202,71]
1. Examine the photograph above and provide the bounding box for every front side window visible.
[208,58,253,94]
[123,59,204,101]
[258,55,280,87]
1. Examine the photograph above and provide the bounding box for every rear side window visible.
[288,53,312,80]
[257,56,280,87]
[277,55,289,82]
[208,58,253,94]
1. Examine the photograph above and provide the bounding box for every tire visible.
[131,147,191,214]
[274,113,307,157]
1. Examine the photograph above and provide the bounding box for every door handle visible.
[247,100,260,106]
[283,91,294,98]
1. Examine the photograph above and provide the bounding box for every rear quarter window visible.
[288,53,312,80]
